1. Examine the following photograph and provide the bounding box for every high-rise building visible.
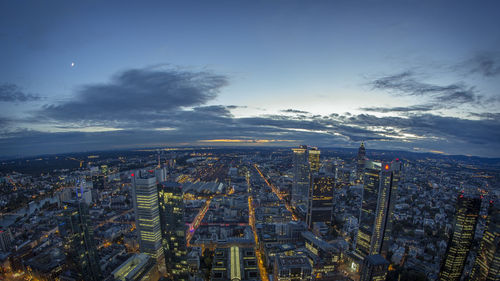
[292,145,321,208]
[158,182,188,279]
[355,161,381,260]
[0,227,12,252]
[292,145,310,208]
[439,193,481,281]
[356,142,367,183]
[308,147,321,173]
[360,254,389,281]
[91,174,106,190]
[60,200,101,281]
[132,172,166,275]
[354,160,401,260]
[110,253,159,281]
[379,160,401,257]
[155,167,167,183]
[470,201,499,281]
[306,172,335,229]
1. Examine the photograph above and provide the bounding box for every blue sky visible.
[1,0,499,157]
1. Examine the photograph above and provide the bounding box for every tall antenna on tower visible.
[157,149,161,169]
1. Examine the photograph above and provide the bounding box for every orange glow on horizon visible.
[429,150,446,154]
[199,139,295,143]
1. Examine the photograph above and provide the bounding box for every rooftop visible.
[365,254,389,266]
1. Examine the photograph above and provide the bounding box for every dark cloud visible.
[469,112,500,121]
[37,68,228,125]
[434,89,476,104]
[281,109,310,114]
[346,113,500,146]
[1,66,499,158]
[364,71,481,113]
[360,104,435,113]
[191,105,234,117]
[225,105,246,110]
[0,116,11,131]
[370,71,459,96]
[2,111,499,158]
[2,109,500,157]
[467,53,500,77]
[0,83,40,102]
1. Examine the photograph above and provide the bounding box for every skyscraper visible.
[355,161,381,260]
[60,200,101,281]
[0,227,12,252]
[158,182,189,280]
[356,142,366,183]
[470,201,499,281]
[308,147,321,173]
[292,145,310,208]
[360,254,389,281]
[439,193,481,281]
[292,145,321,209]
[132,172,166,275]
[379,160,401,257]
[155,167,167,183]
[355,160,401,260]
[306,172,336,229]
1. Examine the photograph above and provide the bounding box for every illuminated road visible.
[248,196,269,281]
[186,197,212,246]
[177,174,191,183]
[254,164,298,221]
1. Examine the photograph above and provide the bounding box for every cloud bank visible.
[0,83,40,102]
[361,71,482,113]
[1,67,499,158]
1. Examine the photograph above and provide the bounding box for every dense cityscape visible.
[1,1,500,280]
[0,144,498,280]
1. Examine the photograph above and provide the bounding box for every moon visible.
[71,62,75,67]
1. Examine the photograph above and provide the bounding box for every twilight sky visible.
[1,0,500,158]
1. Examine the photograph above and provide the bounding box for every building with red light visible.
[354,159,401,262]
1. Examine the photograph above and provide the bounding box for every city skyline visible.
[0,142,498,280]
[0,0,500,158]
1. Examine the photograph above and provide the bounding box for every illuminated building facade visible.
[291,145,320,209]
[360,254,389,281]
[158,182,188,279]
[292,145,310,208]
[356,142,366,183]
[355,161,381,260]
[355,160,401,260]
[470,201,500,281]
[306,172,335,229]
[273,253,313,281]
[302,231,341,277]
[111,253,159,281]
[132,173,166,275]
[379,160,401,257]
[439,193,481,281]
[60,200,101,281]
[91,174,106,190]
[308,147,321,173]
[210,246,260,280]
